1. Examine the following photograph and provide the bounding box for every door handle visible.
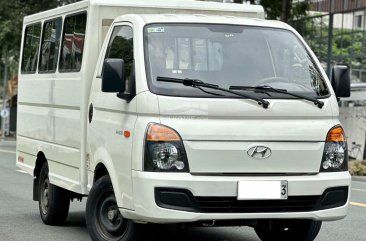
[89,103,93,123]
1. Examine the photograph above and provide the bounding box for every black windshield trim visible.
[150,92,330,100]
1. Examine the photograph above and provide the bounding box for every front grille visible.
[195,196,320,213]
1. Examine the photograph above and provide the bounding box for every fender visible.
[92,147,134,211]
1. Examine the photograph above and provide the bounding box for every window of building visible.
[355,15,363,29]
[39,18,62,72]
[59,12,87,72]
[21,23,42,74]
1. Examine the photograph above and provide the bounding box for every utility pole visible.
[281,0,291,23]
[1,50,8,139]
[326,0,334,77]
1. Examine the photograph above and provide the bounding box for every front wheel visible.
[254,219,322,241]
[86,175,136,241]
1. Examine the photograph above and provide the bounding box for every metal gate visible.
[292,0,366,83]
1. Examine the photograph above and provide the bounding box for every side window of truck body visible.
[39,18,62,73]
[21,23,42,74]
[105,25,135,96]
[59,12,87,72]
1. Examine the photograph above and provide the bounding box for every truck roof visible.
[91,0,264,13]
[116,14,290,31]
[23,0,264,23]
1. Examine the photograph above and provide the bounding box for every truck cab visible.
[87,13,351,241]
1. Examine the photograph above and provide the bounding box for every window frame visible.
[102,22,135,100]
[21,22,42,74]
[38,17,63,74]
[104,24,134,77]
[143,23,331,99]
[59,11,88,73]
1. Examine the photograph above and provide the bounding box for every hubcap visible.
[41,178,50,215]
[43,189,49,207]
[107,209,118,222]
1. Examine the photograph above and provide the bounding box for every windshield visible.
[144,24,330,98]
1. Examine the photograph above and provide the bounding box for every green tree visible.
[0,0,80,80]
[233,0,309,23]
[260,0,309,22]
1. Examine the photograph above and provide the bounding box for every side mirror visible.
[331,65,351,98]
[102,58,125,93]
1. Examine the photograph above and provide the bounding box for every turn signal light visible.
[146,123,181,141]
[326,126,346,142]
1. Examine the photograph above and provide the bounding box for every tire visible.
[255,219,322,241]
[38,163,70,225]
[86,175,136,241]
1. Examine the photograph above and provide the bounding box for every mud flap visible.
[33,177,39,201]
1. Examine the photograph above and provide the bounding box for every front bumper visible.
[120,171,351,223]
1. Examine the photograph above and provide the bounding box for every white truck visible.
[17,0,351,241]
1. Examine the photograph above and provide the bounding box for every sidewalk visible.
[352,176,366,182]
[0,137,16,147]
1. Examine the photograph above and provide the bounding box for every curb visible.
[0,140,16,147]
[352,176,366,182]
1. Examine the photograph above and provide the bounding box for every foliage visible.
[260,0,309,22]
[260,0,284,20]
[349,160,366,176]
[233,0,309,22]
[294,14,366,72]
[0,0,80,78]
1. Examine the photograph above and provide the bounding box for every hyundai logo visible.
[247,145,272,159]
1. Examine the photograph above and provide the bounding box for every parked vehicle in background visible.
[17,1,351,241]
[348,141,363,160]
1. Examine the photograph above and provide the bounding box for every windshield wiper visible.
[157,76,269,109]
[229,85,324,109]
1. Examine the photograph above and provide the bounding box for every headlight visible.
[144,123,189,172]
[320,125,348,172]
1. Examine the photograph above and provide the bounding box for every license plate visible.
[237,180,288,200]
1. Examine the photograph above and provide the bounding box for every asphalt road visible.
[1,142,366,241]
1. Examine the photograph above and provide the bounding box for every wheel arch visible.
[92,155,125,208]
[34,151,47,178]
[94,162,109,183]
[33,151,48,201]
